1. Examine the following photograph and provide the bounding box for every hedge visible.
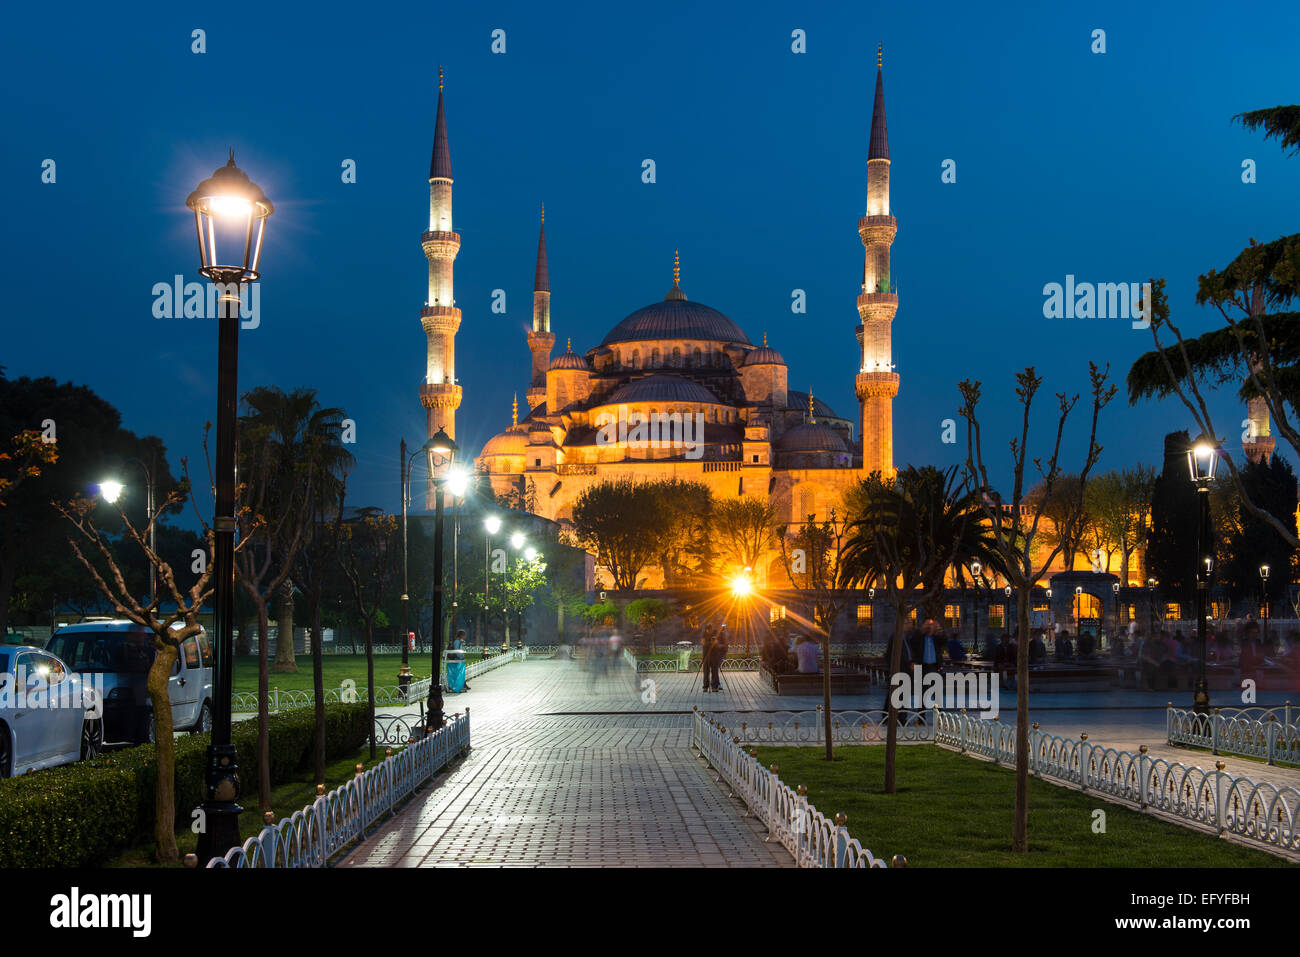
[0,703,370,867]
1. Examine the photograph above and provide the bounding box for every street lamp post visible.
[1147,577,1157,639]
[446,468,468,650]
[187,152,273,865]
[426,427,458,730]
[1074,585,1083,635]
[506,531,526,648]
[1187,438,1219,714]
[100,453,159,601]
[970,561,982,655]
[1112,580,1121,653]
[399,437,439,689]
[483,514,500,646]
[1260,564,1271,647]
[868,586,875,648]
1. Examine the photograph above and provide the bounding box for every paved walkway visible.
[339,658,791,867]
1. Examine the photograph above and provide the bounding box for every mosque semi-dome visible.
[776,422,848,453]
[605,374,722,406]
[480,424,528,457]
[549,349,590,371]
[742,343,786,366]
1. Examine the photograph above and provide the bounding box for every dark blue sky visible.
[5,0,1299,515]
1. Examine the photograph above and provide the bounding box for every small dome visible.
[549,350,590,371]
[776,423,847,453]
[480,426,527,457]
[742,345,785,366]
[786,390,839,420]
[606,374,721,406]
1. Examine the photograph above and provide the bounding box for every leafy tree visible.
[959,363,1113,853]
[1033,474,1088,571]
[651,480,715,584]
[625,597,673,652]
[713,497,775,577]
[1083,466,1156,581]
[572,480,661,589]
[1146,431,1200,609]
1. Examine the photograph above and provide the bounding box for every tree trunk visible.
[311,593,325,785]
[1012,589,1031,853]
[883,611,906,793]
[821,637,833,761]
[236,616,253,657]
[365,619,376,762]
[257,601,271,812]
[273,580,297,673]
[0,543,18,640]
[148,643,179,863]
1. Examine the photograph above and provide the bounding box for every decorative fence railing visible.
[209,711,471,868]
[1167,704,1300,766]
[373,712,426,746]
[231,648,528,713]
[691,709,894,868]
[632,655,764,673]
[718,708,934,745]
[935,709,1300,856]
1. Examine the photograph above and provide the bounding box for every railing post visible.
[1080,733,1090,791]
[959,709,967,752]
[1267,715,1277,766]
[1214,760,1228,834]
[834,813,849,868]
[766,765,779,837]
[1138,745,1149,808]
[1211,707,1220,755]
[1029,723,1040,775]
[795,785,809,864]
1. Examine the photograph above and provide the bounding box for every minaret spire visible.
[526,203,556,411]
[512,392,519,427]
[666,249,687,301]
[419,70,463,506]
[855,41,899,476]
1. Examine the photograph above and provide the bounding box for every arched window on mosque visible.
[671,347,682,367]
[692,347,702,368]
[651,347,661,366]
[630,349,639,369]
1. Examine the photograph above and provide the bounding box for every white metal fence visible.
[208,711,471,868]
[1167,704,1300,766]
[718,708,933,745]
[935,709,1300,856]
[691,709,895,868]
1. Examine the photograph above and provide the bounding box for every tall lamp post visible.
[1260,564,1271,647]
[399,436,439,688]
[445,468,469,650]
[868,586,876,648]
[1147,577,1157,638]
[1187,438,1219,714]
[506,531,526,648]
[99,452,159,601]
[483,514,501,645]
[426,426,458,729]
[1111,581,1121,652]
[970,560,982,655]
[187,153,273,864]
[1074,585,1083,635]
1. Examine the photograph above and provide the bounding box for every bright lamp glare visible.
[524,547,538,562]
[99,480,124,503]
[446,467,469,497]
[484,515,501,535]
[731,575,752,598]
[207,195,253,218]
[510,532,525,549]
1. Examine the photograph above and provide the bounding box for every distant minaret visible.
[526,204,556,411]
[855,42,899,476]
[420,66,463,505]
[1243,283,1275,464]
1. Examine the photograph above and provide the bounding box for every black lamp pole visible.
[1261,565,1271,647]
[187,153,272,865]
[425,427,456,730]
[1194,485,1211,713]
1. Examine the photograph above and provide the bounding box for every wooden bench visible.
[761,665,872,695]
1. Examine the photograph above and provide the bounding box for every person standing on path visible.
[700,624,716,693]
[706,624,729,692]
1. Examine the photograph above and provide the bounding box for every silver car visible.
[46,620,215,745]
[0,645,103,777]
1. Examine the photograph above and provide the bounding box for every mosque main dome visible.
[599,292,752,348]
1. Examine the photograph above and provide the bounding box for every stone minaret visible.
[525,204,555,412]
[855,43,899,476]
[420,67,463,505]
[1243,284,1276,464]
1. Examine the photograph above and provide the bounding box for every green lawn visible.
[231,652,482,695]
[108,743,406,867]
[751,744,1290,868]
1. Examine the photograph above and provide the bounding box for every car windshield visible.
[47,630,154,673]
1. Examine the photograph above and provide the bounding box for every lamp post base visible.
[195,742,243,865]
[1193,678,1211,715]
[426,683,445,732]
[397,663,412,694]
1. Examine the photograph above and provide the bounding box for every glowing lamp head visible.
[510,531,525,550]
[730,575,753,598]
[186,152,273,283]
[524,547,538,562]
[1045,588,1052,599]
[99,480,124,504]
[1186,439,1219,484]
[484,515,501,535]
[970,560,982,578]
[1261,564,1271,581]
[1112,582,1120,594]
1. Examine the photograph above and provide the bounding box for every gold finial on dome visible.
[541,201,545,224]
[673,249,680,285]
[512,392,518,427]
[566,337,572,352]
[809,388,815,423]
[439,64,444,91]
[763,332,768,347]
[877,42,882,69]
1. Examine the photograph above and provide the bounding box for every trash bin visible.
[446,647,466,693]
[677,642,693,672]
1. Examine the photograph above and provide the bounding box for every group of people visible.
[760,631,824,676]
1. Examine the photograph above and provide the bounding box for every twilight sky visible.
[4,0,1299,516]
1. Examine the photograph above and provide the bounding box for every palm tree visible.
[839,466,1011,793]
